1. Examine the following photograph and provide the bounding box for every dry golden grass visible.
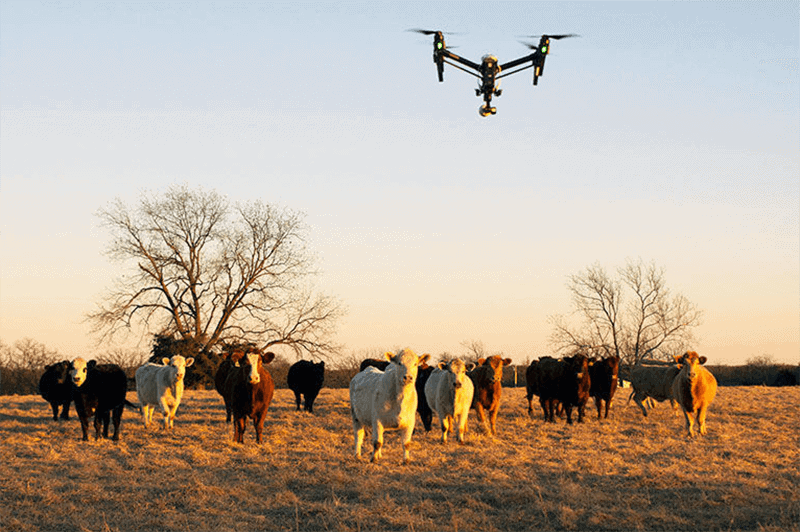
[1,386,798,531]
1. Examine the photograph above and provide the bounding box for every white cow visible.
[135,356,194,429]
[425,358,475,444]
[349,349,430,463]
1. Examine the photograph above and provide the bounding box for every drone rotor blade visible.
[520,33,580,40]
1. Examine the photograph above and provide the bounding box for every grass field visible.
[1,385,798,531]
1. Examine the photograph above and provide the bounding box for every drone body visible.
[411,30,578,116]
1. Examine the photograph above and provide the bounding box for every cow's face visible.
[448,359,468,390]
[242,352,263,384]
[48,361,72,384]
[565,355,589,382]
[162,356,195,384]
[387,349,431,386]
[70,357,89,387]
[481,356,512,383]
[676,351,706,380]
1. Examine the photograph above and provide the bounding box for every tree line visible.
[2,184,795,395]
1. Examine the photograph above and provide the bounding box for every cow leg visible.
[594,397,602,419]
[681,409,696,438]
[371,421,384,463]
[254,412,266,444]
[440,416,450,444]
[94,412,105,439]
[234,417,246,443]
[564,404,574,425]
[697,405,709,435]
[604,399,611,419]
[60,400,70,420]
[111,406,123,441]
[474,403,489,434]
[488,407,499,436]
[456,412,468,444]
[160,397,173,430]
[352,421,365,459]
[401,424,414,464]
[293,390,302,411]
[632,392,649,417]
[421,410,433,432]
[49,402,59,421]
[577,403,586,423]
[305,391,319,413]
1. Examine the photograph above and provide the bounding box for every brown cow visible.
[467,355,511,435]
[223,350,275,444]
[671,351,717,437]
[589,355,620,419]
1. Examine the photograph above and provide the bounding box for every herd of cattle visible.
[36,349,718,461]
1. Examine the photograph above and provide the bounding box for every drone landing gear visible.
[479,105,497,117]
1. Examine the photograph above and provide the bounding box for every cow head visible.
[447,359,471,390]
[564,354,589,382]
[161,355,195,384]
[385,349,431,386]
[477,356,512,383]
[69,357,96,387]
[674,351,707,380]
[47,360,72,384]
[236,350,276,385]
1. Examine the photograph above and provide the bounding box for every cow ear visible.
[503,358,512,366]
[466,363,476,372]
[162,358,170,366]
[698,356,707,365]
[477,358,486,366]
[87,360,97,369]
[673,355,682,364]
[261,352,276,365]
[437,361,447,370]
[418,353,431,366]
[383,351,395,362]
[185,358,195,367]
[318,361,325,368]
[230,351,245,363]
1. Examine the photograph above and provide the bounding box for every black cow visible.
[287,360,325,413]
[214,352,235,422]
[39,360,72,421]
[359,358,390,372]
[534,355,591,424]
[589,355,620,419]
[415,362,435,432]
[69,358,134,441]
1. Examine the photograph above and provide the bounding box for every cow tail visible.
[124,399,142,413]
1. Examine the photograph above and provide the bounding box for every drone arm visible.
[440,49,482,72]
[496,63,534,80]
[499,52,539,71]
[443,58,481,78]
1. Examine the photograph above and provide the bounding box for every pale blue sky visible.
[1,2,798,364]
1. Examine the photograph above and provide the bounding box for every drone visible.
[410,29,578,117]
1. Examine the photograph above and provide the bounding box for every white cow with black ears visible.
[135,355,194,430]
[349,349,430,463]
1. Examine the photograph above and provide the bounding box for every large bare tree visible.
[549,259,702,366]
[88,185,344,358]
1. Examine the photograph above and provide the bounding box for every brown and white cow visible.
[349,349,430,463]
[467,355,512,435]
[671,351,717,437]
[628,363,681,417]
[223,350,275,444]
[589,355,620,419]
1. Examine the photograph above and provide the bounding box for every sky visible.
[1,1,798,366]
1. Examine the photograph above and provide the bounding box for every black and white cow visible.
[70,357,135,441]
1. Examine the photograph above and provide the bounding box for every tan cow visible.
[671,351,717,437]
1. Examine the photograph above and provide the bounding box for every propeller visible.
[407,28,460,36]
[520,33,580,40]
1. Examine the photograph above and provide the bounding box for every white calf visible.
[135,356,194,429]
[349,349,430,463]
[425,359,475,444]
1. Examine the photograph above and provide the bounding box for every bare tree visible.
[550,259,702,366]
[88,184,344,358]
